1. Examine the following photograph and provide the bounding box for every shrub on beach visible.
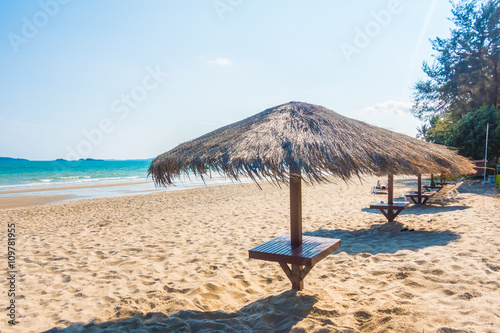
[495,175,500,188]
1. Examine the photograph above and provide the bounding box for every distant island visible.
[0,157,29,161]
[79,158,105,161]
[53,158,151,162]
[1,157,153,162]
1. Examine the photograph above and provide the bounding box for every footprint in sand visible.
[442,289,455,296]
[163,285,191,294]
[426,268,445,275]
[311,306,341,317]
[378,307,408,316]
[354,310,373,322]
[141,280,156,286]
[395,291,415,299]
[404,279,425,289]
[458,291,482,300]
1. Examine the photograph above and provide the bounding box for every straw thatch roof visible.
[149,101,475,186]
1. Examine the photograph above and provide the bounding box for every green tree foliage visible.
[416,123,429,140]
[425,115,452,145]
[446,105,500,160]
[412,0,500,122]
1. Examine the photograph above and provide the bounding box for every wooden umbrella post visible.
[417,174,422,204]
[290,168,302,247]
[290,166,303,290]
[371,173,409,222]
[249,167,340,291]
[250,165,340,291]
[430,174,435,187]
[387,174,394,205]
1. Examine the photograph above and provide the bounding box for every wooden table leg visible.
[279,262,314,290]
[394,208,405,220]
[291,264,303,290]
[379,208,406,222]
[386,210,396,222]
[378,209,389,221]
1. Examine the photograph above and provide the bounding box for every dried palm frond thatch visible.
[149,101,475,186]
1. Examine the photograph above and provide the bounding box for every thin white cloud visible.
[362,100,412,116]
[404,0,439,92]
[207,57,232,67]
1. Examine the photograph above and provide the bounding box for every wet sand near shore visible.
[0,181,148,195]
[0,181,150,209]
[0,195,76,209]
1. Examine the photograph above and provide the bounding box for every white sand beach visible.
[1,176,499,332]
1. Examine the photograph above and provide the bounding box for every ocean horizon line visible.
[0,156,155,162]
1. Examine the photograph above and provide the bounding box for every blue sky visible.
[0,0,453,160]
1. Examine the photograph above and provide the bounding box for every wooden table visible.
[249,234,341,290]
[405,192,432,204]
[369,201,410,222]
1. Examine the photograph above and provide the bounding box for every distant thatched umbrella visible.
[149,101,474,290]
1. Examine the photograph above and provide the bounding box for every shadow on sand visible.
[42,291,317,333]
[305,224,460,255]
[361,204,470,216]
[459,182,499,196]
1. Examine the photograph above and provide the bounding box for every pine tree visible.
[412,0,500,122]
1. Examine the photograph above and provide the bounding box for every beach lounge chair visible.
[427,184,457,204]
[371,180,388,194]
[371,186,388,194]
[448,181,463,199]
[405,184,454,204]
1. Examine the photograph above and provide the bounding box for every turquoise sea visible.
[0,159,244,203]
[0,159,151,190]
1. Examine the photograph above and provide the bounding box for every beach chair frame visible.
[371,186,388,194]
[427,184,457,204]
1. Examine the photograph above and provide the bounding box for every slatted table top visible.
[369,202,410,209]
[249,234,341,266]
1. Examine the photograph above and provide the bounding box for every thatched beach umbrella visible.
[149,101,475,289]
[150,102,474,185]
